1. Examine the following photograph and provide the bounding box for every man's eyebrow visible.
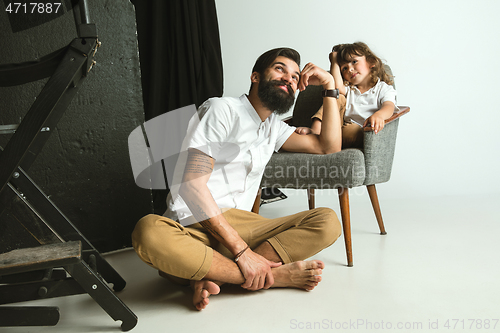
[273,61,300,77]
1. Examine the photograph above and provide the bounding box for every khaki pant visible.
[132,208,341,281]
[341,122,364,149]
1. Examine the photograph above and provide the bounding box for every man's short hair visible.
[250,47,301,92]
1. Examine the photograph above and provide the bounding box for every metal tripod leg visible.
[65,260,138,331]
[8,167,127,291]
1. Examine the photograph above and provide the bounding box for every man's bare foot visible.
[190,280,221,311]
[271,260,324,291]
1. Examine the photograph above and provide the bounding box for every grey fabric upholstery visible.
[363,118,399,185]
[261,149,365,190]
[261,65,399,191]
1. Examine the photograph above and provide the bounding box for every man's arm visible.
[179,148,281,290]
[281,63,342,154]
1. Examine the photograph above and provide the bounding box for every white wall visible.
[214,0,500,199]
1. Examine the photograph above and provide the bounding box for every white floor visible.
[2,190,500,333]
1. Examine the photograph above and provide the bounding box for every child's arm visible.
[329,51,346,95]
[363,101,395,134]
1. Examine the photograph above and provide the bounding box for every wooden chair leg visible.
[338,187,353,267]
[366,184,387,235]
[307,188,315,210]
[252,188,262,214]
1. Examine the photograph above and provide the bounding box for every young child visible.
[296,42,396,148]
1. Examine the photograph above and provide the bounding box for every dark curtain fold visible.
[131,0,224,213]
[131,0,223,119]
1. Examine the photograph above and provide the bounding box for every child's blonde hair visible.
[333,42,393,87]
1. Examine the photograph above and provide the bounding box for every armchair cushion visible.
[261,148,365,190]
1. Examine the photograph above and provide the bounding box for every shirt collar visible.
[240,94,265,125]
[352,78,381,94]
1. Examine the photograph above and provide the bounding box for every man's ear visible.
[251,72,260,83]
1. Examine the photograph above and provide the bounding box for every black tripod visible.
[0,1,137,330]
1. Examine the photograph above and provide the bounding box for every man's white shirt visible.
[164,94,295,226]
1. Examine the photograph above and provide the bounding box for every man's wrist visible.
[229,240,249,257]
[234,245,249,262]
[322,88,339,99]
[322,81,335,90]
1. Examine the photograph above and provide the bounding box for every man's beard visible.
[257,78,295,115]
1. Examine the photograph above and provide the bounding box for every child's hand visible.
[363,114,385,134]
[295,127,313,135]
[329,51,338,64]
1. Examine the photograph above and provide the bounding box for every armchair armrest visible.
[362,113,403,185]
[285,106,409,130]
[364,106,410,131]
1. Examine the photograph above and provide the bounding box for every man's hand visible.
[298,63,335,91]
[236,249,282,290]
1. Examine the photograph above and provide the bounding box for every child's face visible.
[339,55,374,87]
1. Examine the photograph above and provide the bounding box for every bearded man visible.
[132,48,343,310]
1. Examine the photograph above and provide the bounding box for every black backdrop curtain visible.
[130,0,224,213]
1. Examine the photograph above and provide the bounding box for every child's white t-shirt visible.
[344,79,397,126]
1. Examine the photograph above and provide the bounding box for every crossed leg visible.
[192,241,325,310]
[132,207,341,310]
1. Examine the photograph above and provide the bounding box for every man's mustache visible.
[270,80,294,97]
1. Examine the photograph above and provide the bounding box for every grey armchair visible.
[253,67,409,267]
